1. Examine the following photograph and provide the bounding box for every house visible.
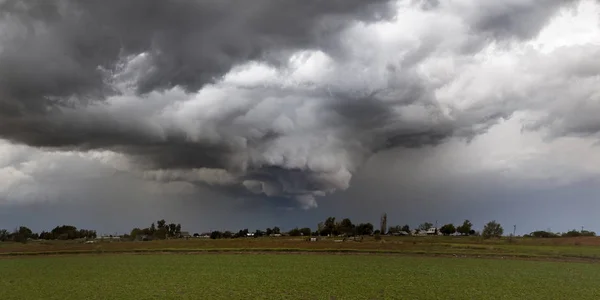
[426,228,442,235]
[179,231,192,239]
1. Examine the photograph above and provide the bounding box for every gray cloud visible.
[465,0,579,41]
[0,0,393,112]
[0,0,596,209]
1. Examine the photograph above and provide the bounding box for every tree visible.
[338,218,354,236]
[531,230,558,238]
[288,228,301,236]
[272,226,281,235]
[157,219,166,230]
[323,217,336,236]
[210,231,222,239]
[130,228,143,240]
[439,224,456,236]
[266,228,273,236]
[380,213,387,235]
[150,223,156,234]
[419,222,433,231]
[299,227,312,236]
[11,226,33,243]
[0,229,8,241]
[401,224,410,233]
[167,223,177,237]
[482,221,504,239]
[388,225,401,235]
[19,226,33,237]
[355,223,374,236]
[254,229,264,237]
[317,222,325,236]
[456,220,473,236]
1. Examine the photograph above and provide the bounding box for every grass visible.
[1,254,599,299]
[3,236,600,261]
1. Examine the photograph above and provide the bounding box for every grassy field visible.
[1,254,599,299]
[2,236,600,261]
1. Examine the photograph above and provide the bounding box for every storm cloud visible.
[1,0,599,210]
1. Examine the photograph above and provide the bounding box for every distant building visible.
[95,235,121,241]
[426,228,442,235]
[179,232,192,239]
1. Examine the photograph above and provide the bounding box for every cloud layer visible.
[1,0,599,209]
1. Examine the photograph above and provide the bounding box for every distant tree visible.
[154,228,167,239]
[39,231,51,240]
[157,220,166,230]
[11,226,32,243]
[561,230,596,237]
[210,231,222,239]
[380,213,387,235]
[235,228,249,238]
[299,227,312,236]
[272,227,281,235]
[288,228,301,236]
[130,228,142,240]
[323,217,336,236]
[388,225,401,235]
[373,229,381,235]
[254,229,264,237]
[439,224,456,236]
[355,223,374,236]
[265,228,273,236]
[531,230,558,238]
[317,222,325,236]
[167,223,177,237]
[0,229,8,241]
[223,231,233,238]
[418,222,433,231]
[175,224,182,235]
[482,221,503,239]
[582,230,596,237]
[456,220,473,236]
[150,223,156,234]
[401,224,410,233]
[338,218,354,236]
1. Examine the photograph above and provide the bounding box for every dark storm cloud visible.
[467,0,579,41]
[0,0,589,209]
[0,0,393,113]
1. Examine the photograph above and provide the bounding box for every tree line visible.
[206,217,501,239]
[128,219,182,240]
[1,215,596,243]
[0,225,97,243]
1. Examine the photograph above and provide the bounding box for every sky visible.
[1,0,600,235]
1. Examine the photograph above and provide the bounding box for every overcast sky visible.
[1,0,600,235]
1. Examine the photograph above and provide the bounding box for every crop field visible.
[1,254,599,299]
[3,236,600,261]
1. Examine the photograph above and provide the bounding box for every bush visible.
[374,233,382,241]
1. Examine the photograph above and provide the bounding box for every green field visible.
[1,254,599,299]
